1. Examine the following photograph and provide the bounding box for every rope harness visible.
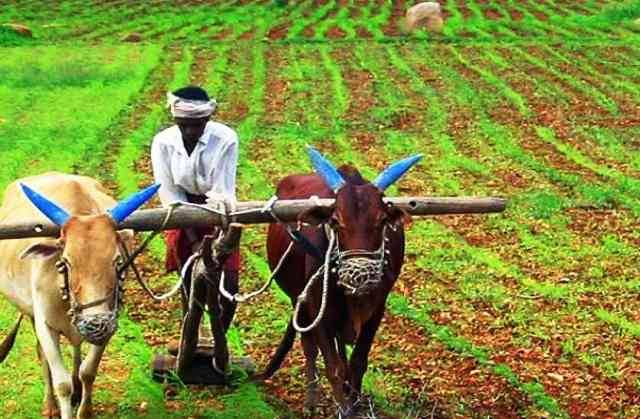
[128,197,392,334]
[334,224,390,296]
[291,229,336,333]
[120,203,183,302]
[290,223,391,333]
[53,197,393,337]
[55,255,125,346]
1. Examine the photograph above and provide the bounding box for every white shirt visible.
[151,121,238,206]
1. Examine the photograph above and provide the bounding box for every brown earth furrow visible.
[383,0,405,37]
[447,47,609,186]
[382,44,640,416]
[488,46,640,181]
[425,46,640,270]
[262,46,289,125]
[452,0,473,19]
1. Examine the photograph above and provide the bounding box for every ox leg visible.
[301,333,320,415]
[34,317,73,419]
[71,345,82,407]
[348,307,385,402]
[315,328,351,416]
[37,342,59,418]
[77,344,106,419]
[336,336,352,399]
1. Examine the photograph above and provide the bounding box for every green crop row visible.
[0,44,165,418]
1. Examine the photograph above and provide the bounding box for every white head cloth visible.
[166,92,217,119]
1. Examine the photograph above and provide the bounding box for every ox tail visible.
[0,314,23,363]
[256,318,296,380]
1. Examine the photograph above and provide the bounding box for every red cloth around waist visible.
[164,229,240,272]
[162,194,240,272]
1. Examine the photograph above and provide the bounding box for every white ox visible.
[0,172,158,419]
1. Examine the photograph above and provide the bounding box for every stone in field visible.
[547,372,564,383]
[122,32,143,43]
[1,23,32,37]
[405,2,444,33]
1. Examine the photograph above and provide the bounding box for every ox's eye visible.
[113,255,124,267]
[59,257,72,271]
[329,215,342,227]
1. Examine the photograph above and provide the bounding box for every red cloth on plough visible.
[163,228,240,273]
[162,193,240,273]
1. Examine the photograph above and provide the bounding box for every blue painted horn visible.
[20,183,71,226]
[307,146,346,192]
[108,184,161,223]
[372,154,423,191]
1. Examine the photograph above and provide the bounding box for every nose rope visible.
[56,257,123,345]
[334,224,389,295]
[288,223,392,333]
[292,228,336,333]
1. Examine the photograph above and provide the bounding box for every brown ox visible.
[260,148,421,417]
[0,172,158,419]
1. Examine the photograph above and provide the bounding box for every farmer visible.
[151,85,240,333]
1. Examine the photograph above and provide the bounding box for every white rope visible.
[134,270,183,302]
[180,252,200,282]
[216,195,295,303]
[175,196,278,218]
[124,202,185,302]
[292,229,335,333]
[137,196,304,305]
[219,240,295,303]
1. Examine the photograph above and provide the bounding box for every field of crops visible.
[1,0,640,417]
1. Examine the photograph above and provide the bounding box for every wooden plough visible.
[0,196,506,384]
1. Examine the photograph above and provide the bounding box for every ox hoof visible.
[302,405,316,418]
[250,372,267,382]
[41,407,60,418]
[77,405,93,419]
[71,390,82,407]
[167,339,180,356]
[303,390,319,416]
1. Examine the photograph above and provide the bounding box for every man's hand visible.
[206,192,236,213]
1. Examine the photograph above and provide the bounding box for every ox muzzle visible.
[332,224,391,297]
[55,259,124,346]
[74,313,118,346]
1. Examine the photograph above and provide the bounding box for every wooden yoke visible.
[0,197,507,240]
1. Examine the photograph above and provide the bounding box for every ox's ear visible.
[117,229,134,247]
[20,240,62,260]
[298,206,334,226]
[386,203,412,228]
